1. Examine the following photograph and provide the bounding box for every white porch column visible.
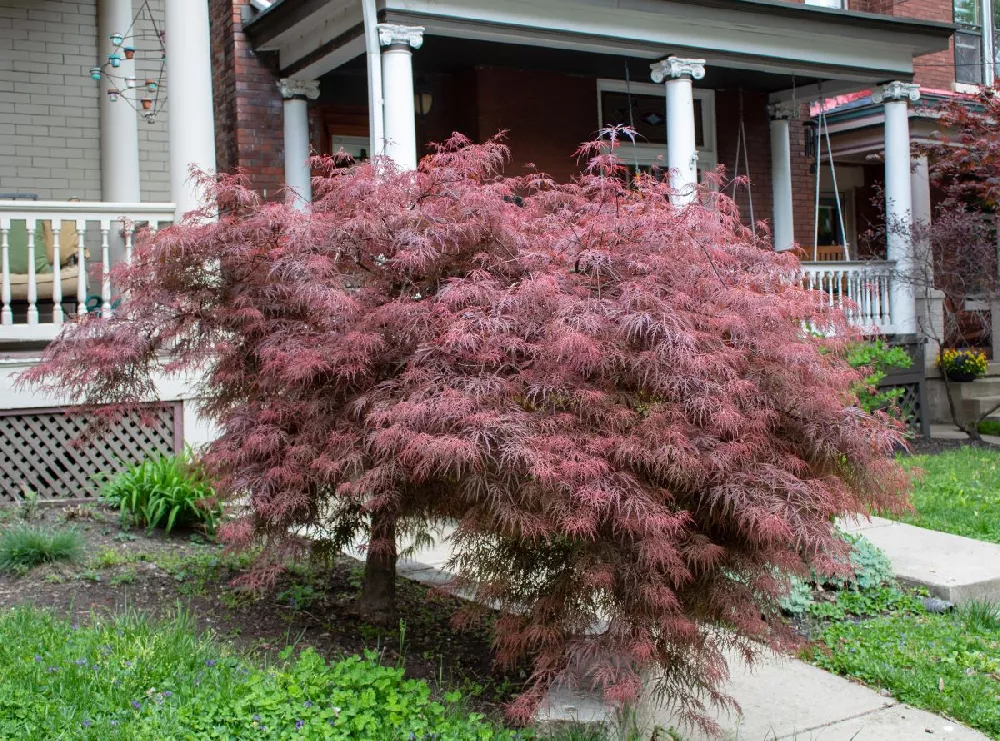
[98,0,140,202]
[165,0,217,219]
[650,56,705,205]
[873,81,920,334]
[278,79,320,209]
[768,102,797,252]
[378,24,424,170]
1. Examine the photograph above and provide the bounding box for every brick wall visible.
[209,0,284,199]
[0,0,170,202]
[716,91,773,234]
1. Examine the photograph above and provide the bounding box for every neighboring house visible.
[0,0,956,496]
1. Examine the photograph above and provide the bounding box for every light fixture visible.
[414,91,433,116]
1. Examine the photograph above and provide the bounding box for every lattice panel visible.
[0,405,179,502]
[892,383,923,433]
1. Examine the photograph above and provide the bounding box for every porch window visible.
[596,79,717,179]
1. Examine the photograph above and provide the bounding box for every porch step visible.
[958,396,1000,424]
[955,377,1000,399]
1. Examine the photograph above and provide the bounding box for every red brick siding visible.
[209,0,285,199]
[716,91,774,235]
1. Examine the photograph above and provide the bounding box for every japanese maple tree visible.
[20,132,908,733]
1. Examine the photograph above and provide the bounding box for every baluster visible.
[861,272,872,326]
[825,270,834,307]
[883,273,892,328]
[26,218,38,324]
[1,219,10,326]
[124,220,133,265]
[100,219,112,317]
[51,222,63,325]
[76,219,87,317]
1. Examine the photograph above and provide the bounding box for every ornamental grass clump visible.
[0,525,84,574]
[19,130,909,733]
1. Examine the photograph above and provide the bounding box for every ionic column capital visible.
[767,101,799,121]
[650,57,706,84]
[872,81,920,105]
[277,79,320,100]
[377,23,424,49]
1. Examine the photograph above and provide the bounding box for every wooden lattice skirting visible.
[0,404,182,502]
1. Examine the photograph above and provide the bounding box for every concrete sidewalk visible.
[395,533,991,741]
[841,515,1000,604]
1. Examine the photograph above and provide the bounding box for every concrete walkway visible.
[928,424,1000,444]
[394,534,991,741]
[841,515,1000,604]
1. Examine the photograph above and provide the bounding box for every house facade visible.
[0,0,958,496]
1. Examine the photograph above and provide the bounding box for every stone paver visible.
[841,516,1000,604]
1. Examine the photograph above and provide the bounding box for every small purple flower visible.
[123,661,132,668]
[82,720,92,728]
[74,658,87,666]
[296,720,305,729]
[163,691,172,698]
[47,666,59,673]
[33,655,42,662]
[253,715,261,722]
[205,659,216,667]
[109,720,118,727]
[71,624,79,631]
[304,701,312,708]
[131,700,141,710]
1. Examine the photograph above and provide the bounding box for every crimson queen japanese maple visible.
[21,133,908,732]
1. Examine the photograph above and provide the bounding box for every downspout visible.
[362,0,384,159]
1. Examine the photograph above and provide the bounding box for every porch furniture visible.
[5,219,82,302]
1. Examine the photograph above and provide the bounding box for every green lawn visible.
[805,603,1000,740]
[896,447,1000,543]
[0,607,522,740]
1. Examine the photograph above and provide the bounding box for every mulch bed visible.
[0,504,525,717]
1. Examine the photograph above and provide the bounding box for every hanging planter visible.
[110,32,124,47]
[107,88,121,102]
[89,67,102,81]
[125,76,136,89]
[123,45,135,60]
[145,79,157,93]
[141,98,152,111]
[109,53,122,68]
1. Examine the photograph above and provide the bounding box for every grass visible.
[0,606,533,740]
[896,447,1000,543]
[805,601,1000,739]
[0,526,84,574]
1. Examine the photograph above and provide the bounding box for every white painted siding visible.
[0,0,170,202]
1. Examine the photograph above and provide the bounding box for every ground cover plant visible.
[895,447,1000,543]
[21,131,909,731]
[0,606,521,740]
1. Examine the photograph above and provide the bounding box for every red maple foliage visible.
[19,133,908,732]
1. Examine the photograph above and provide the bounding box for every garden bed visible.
[0,504,527,724]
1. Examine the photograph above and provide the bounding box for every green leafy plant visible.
[276,583,319,611]
[845,339,912,415]
[0,607,523,739]
[99,449,221,534]
[0,526,84,574]
[17,486,39,521]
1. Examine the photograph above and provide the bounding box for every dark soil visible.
[0,504,526,717]
[906,435,997,456]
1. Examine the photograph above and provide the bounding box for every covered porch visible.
[246,0,952,338]
[0,0,216,345]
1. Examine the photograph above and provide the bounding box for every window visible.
[954,0,998,86]
[596,80,717,179]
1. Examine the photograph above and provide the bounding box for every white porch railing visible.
[801,260,897,335]
[0,201,174,342]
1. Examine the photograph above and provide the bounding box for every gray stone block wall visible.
[0,0,170,202]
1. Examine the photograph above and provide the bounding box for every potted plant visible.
[938,348,988,382]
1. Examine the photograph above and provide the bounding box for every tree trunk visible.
[357,509,398,626]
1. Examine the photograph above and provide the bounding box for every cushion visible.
[8,264,80,302]
[40,220,80,267]
[6,220,53,275]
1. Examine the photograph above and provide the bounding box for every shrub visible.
[845,339,911,415]
[100,450,220,534]
[977,418,1000,436]
[0,607,518,739]
[0,526,84,574]
[938,348,988,380]
[21,132,910,728]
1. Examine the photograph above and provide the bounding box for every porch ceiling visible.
[245,0,954,99]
